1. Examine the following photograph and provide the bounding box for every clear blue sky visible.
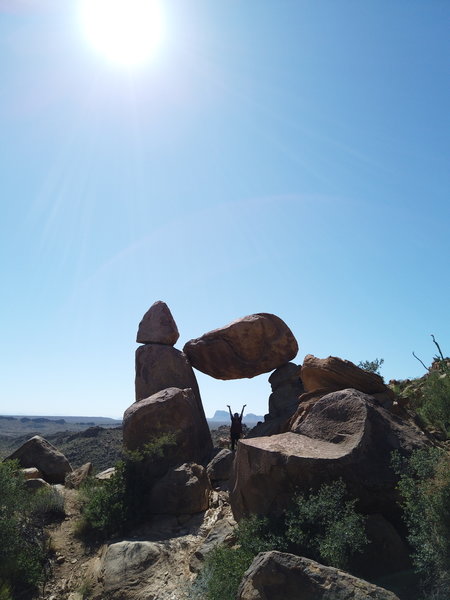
[1,1,449,419]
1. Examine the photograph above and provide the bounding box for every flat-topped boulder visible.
[136,301,179,345]
[237,552,400,600]
[6,435,72,484]
[230,389,427,521]
[300,355,394,404]
[183,313,298,380]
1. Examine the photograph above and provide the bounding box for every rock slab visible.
[237,551,400,600]
[183,313,298,380]
[136,301,179,345]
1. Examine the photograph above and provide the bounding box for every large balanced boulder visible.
[123,387,213,464]
[230,389,427,521]
[237,552,400,600]
[148,463,211,514]
[300,355,394,405]
[183,313,298,380]
[136,301,179,345]
[6,435,72,484]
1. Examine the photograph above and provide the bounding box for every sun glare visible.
[80,0,165,68]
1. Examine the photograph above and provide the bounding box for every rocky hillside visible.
[2,302,448,600]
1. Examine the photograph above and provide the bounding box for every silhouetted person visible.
[227,404,246,451]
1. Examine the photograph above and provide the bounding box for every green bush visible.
[193,480,368,600]
[77,432,178,539]
[0,461,49,599]
[417,373,450,437]
[285,479,367,570]
[392,448,450,597]
[358,358,384,374]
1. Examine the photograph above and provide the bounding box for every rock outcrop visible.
[123,387,212,464]
[6,435,72,484]
[136,301,179,345]
[237,552,400,600]
[300,354,394,406]
[148,463,211,515]
[65,462,93,489]
[230,389,428,521]
[247,363,304,439]
[183,313,298,379]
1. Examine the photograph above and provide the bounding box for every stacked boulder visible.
[123,301,213,514]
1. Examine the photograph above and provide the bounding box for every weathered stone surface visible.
[65,462,93,489]
[148,462,211,515]
[136,300,179,345]
[98,541,161,592]
[183,313,298,380]
[301,355,394,402]
[25,477,51,491]
[95,467,115,480]
[230,389,427,521]
[237,552,400,600]
[268,362,304,418]
[190,513,236,572]
[6,435,72,484]
[207,449,234,482]
[123,387,213,465]
[22,467,43,480]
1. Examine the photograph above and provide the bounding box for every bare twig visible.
[412,351,429,372]
[431,334,445,362]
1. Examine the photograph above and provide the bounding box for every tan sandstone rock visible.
[6,435,72,484]
[230,389,427,522]
[300,355,394,404]
[183,313,298,380]
[136,300,179,345]
[123,387,213,464]
[148,462,211,514]
[237,552,400,600]
[65,462,93,489]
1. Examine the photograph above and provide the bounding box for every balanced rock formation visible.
[230,389,427,522]
[183,313,298,379]
[300,355,394,406]
[123,387,212,464]
[148,462,211,514]
[136,300,179,345]
[237,552,400,600]
[6,435,72,484]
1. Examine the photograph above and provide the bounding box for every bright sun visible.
[80,0,165,67]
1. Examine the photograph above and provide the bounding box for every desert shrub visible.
[191,514,285,600]
[77,432,177,539]
[193,480,367,600]
[417,372,450,437]
[392,448,450,597]
[285,479,367,570]
[358,358,384,374]
[0,460,48,599]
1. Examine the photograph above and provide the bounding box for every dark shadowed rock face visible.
[123,387,213,464]
[148,462,211,514]
[207,448,234,482]
[300,355,394,404]
[237,552,400,600]
[230,389,428,522]
[6,435,72,484]
[136,301,179,345]
[183,313,298,380]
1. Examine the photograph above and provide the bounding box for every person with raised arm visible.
[227,404,246,451]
